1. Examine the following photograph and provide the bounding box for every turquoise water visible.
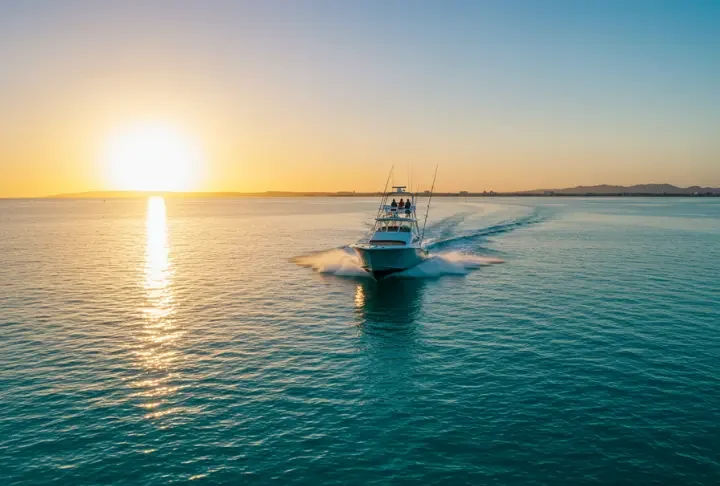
[1,197,719,485]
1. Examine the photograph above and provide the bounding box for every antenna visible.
[409,161,412,196]
[420,165,439,246]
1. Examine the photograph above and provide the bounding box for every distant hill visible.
[523,184,720,195]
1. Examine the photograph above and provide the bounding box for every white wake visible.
[292,247,502,279]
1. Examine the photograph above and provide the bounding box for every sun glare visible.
[103,122,203,192]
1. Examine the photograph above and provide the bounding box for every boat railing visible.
[382,204,414,214]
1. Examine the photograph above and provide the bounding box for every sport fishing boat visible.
[351,174,436,279]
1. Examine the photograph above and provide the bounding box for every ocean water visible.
[1,196,719,485]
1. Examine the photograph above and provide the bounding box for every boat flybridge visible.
[351,185,431,279]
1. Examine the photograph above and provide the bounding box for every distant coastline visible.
[43,184,720,199]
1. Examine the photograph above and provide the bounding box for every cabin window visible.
[375,220,412,233]
[369,240,406,246]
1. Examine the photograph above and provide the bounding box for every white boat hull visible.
[352,246,427,279]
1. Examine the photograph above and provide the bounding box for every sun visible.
[103,122,204,192]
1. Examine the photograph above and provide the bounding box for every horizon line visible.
[1,183,719,199]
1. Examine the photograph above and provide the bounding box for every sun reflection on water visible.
[354,284,366,309]
[144,196,173,324]
[131,196,183,419]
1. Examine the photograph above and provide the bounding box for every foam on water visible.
[397,252,503,277]
[293,247,503,279]
[422,209,546,250]
[292,248,369,277]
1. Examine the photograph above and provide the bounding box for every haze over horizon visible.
[1,0,719,197]
[34,181,720,200]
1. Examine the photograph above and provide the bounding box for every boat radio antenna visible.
[420,165,438,246]
[408,161,411,196]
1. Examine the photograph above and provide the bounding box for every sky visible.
[0,0,718,196]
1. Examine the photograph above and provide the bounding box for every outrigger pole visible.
[375,165,394,220]
[420,165,439,246]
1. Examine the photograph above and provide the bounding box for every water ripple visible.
[1,197,719,485]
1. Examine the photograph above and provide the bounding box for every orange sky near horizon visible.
[1,84,713,197]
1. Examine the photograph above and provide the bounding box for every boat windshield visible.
[376,221,413,232]
[369,240,406,246]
